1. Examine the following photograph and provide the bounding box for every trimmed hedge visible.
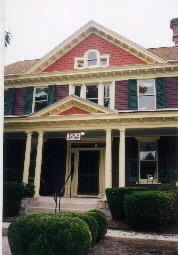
[124,191,177,231]
[106,187,146,220]
[3,182,35,217]
[8,213,91,255]
[56,211,99,245]
[87,210,107,241]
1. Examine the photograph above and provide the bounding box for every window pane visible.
[140,161,157,179]
[35,101,48,112]
[100,58,107,65]
[77,61,84,67]
[104,85,110,97]
[139,80,154,95]
[88,59,97,66]
[104,98,110,108]
[140,142,156,151]
[88,52,97,60]
[74,86,81,97]
[35,88,48,101]
[140,151,156,160]
[139,95,155,110]
[86,86,98,99]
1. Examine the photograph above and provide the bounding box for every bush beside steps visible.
[8,209,107,255]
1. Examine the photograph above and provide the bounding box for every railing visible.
[54,168,74,213]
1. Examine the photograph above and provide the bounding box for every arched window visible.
[75,49,109,69]
[87,52,97,66]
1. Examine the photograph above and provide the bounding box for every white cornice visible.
[4,62,178,87]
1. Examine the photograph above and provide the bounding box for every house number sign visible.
[66,133,81,141]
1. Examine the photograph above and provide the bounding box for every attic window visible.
[75,49,109,69]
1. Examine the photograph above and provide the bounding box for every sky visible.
[4,0,178,65]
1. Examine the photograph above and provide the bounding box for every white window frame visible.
[137,137,159,183]
[32,87,48,113]
[137,79,156,111]
[70,81,114,109]
[74,49,110,69]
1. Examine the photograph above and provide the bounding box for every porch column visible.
[105,129,112,189]
[119,128,126,187]
[34,131,44,196]
[22,131,32,184]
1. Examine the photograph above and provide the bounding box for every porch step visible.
[28,197,106,214]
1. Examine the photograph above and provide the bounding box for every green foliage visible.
[3,182,35,217]
[87,210,107,241]
[106,187,146,220]
[8,213,91,255]
[77,213,98,245]
[56,211,99,245]
[124,191,176,231]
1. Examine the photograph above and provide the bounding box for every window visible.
[87,52,97,66]
[71,82,114,109]
[34,88,48,112]
[75,50,109,69]
[86,85,98,103]
[138,79,156,110]
[104,84,110,108]
[139,141,158,181]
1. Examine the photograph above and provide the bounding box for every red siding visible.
[56,85,69,101]
[165,77,178,108]
[13,88,25,115]
[115,80,128,110]
[44,33,145,72]
[60,107,89,115]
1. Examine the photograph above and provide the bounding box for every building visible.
[4,19,178,199]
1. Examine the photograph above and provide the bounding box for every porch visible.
[4,127,178,198]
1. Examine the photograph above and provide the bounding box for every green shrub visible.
[3,182,35,217]
[8,213,91,255]
[78,213,98,245]
[56,211,98,245]
[87,209,107,241]
[124,191,176,231]
[106,187,146,220]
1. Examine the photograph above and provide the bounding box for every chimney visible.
[170,18,178,47]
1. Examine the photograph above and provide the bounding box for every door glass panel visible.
[78,150,99,195]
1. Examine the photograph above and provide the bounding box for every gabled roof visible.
[4,59,39,75]
[148,47,178,61]
[30,95,114,117]
[25,20,167,74]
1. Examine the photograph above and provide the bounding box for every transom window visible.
[139,141,158,180]
[138,79,156,110]
[75,50,109,69]
[33,88,48,112]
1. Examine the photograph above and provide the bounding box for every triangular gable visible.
[30,95,113,117]
[26,20,167,74]
[59,106,90,115]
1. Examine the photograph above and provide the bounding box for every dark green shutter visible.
[4,88,15,115]
[156,78,165,109]
[128,79,138,110]
[47,85,56,106]
[25,87,34,114]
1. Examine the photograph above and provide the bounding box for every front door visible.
[78,150,100,195]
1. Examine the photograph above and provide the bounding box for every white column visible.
[119,128,126,187]
[22,131,32,184]
[105,129,112,189]
[34,131,44,196]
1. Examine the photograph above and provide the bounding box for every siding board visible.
[115,80,128,110]
[13,88,25,115]
[56,85,69,101]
